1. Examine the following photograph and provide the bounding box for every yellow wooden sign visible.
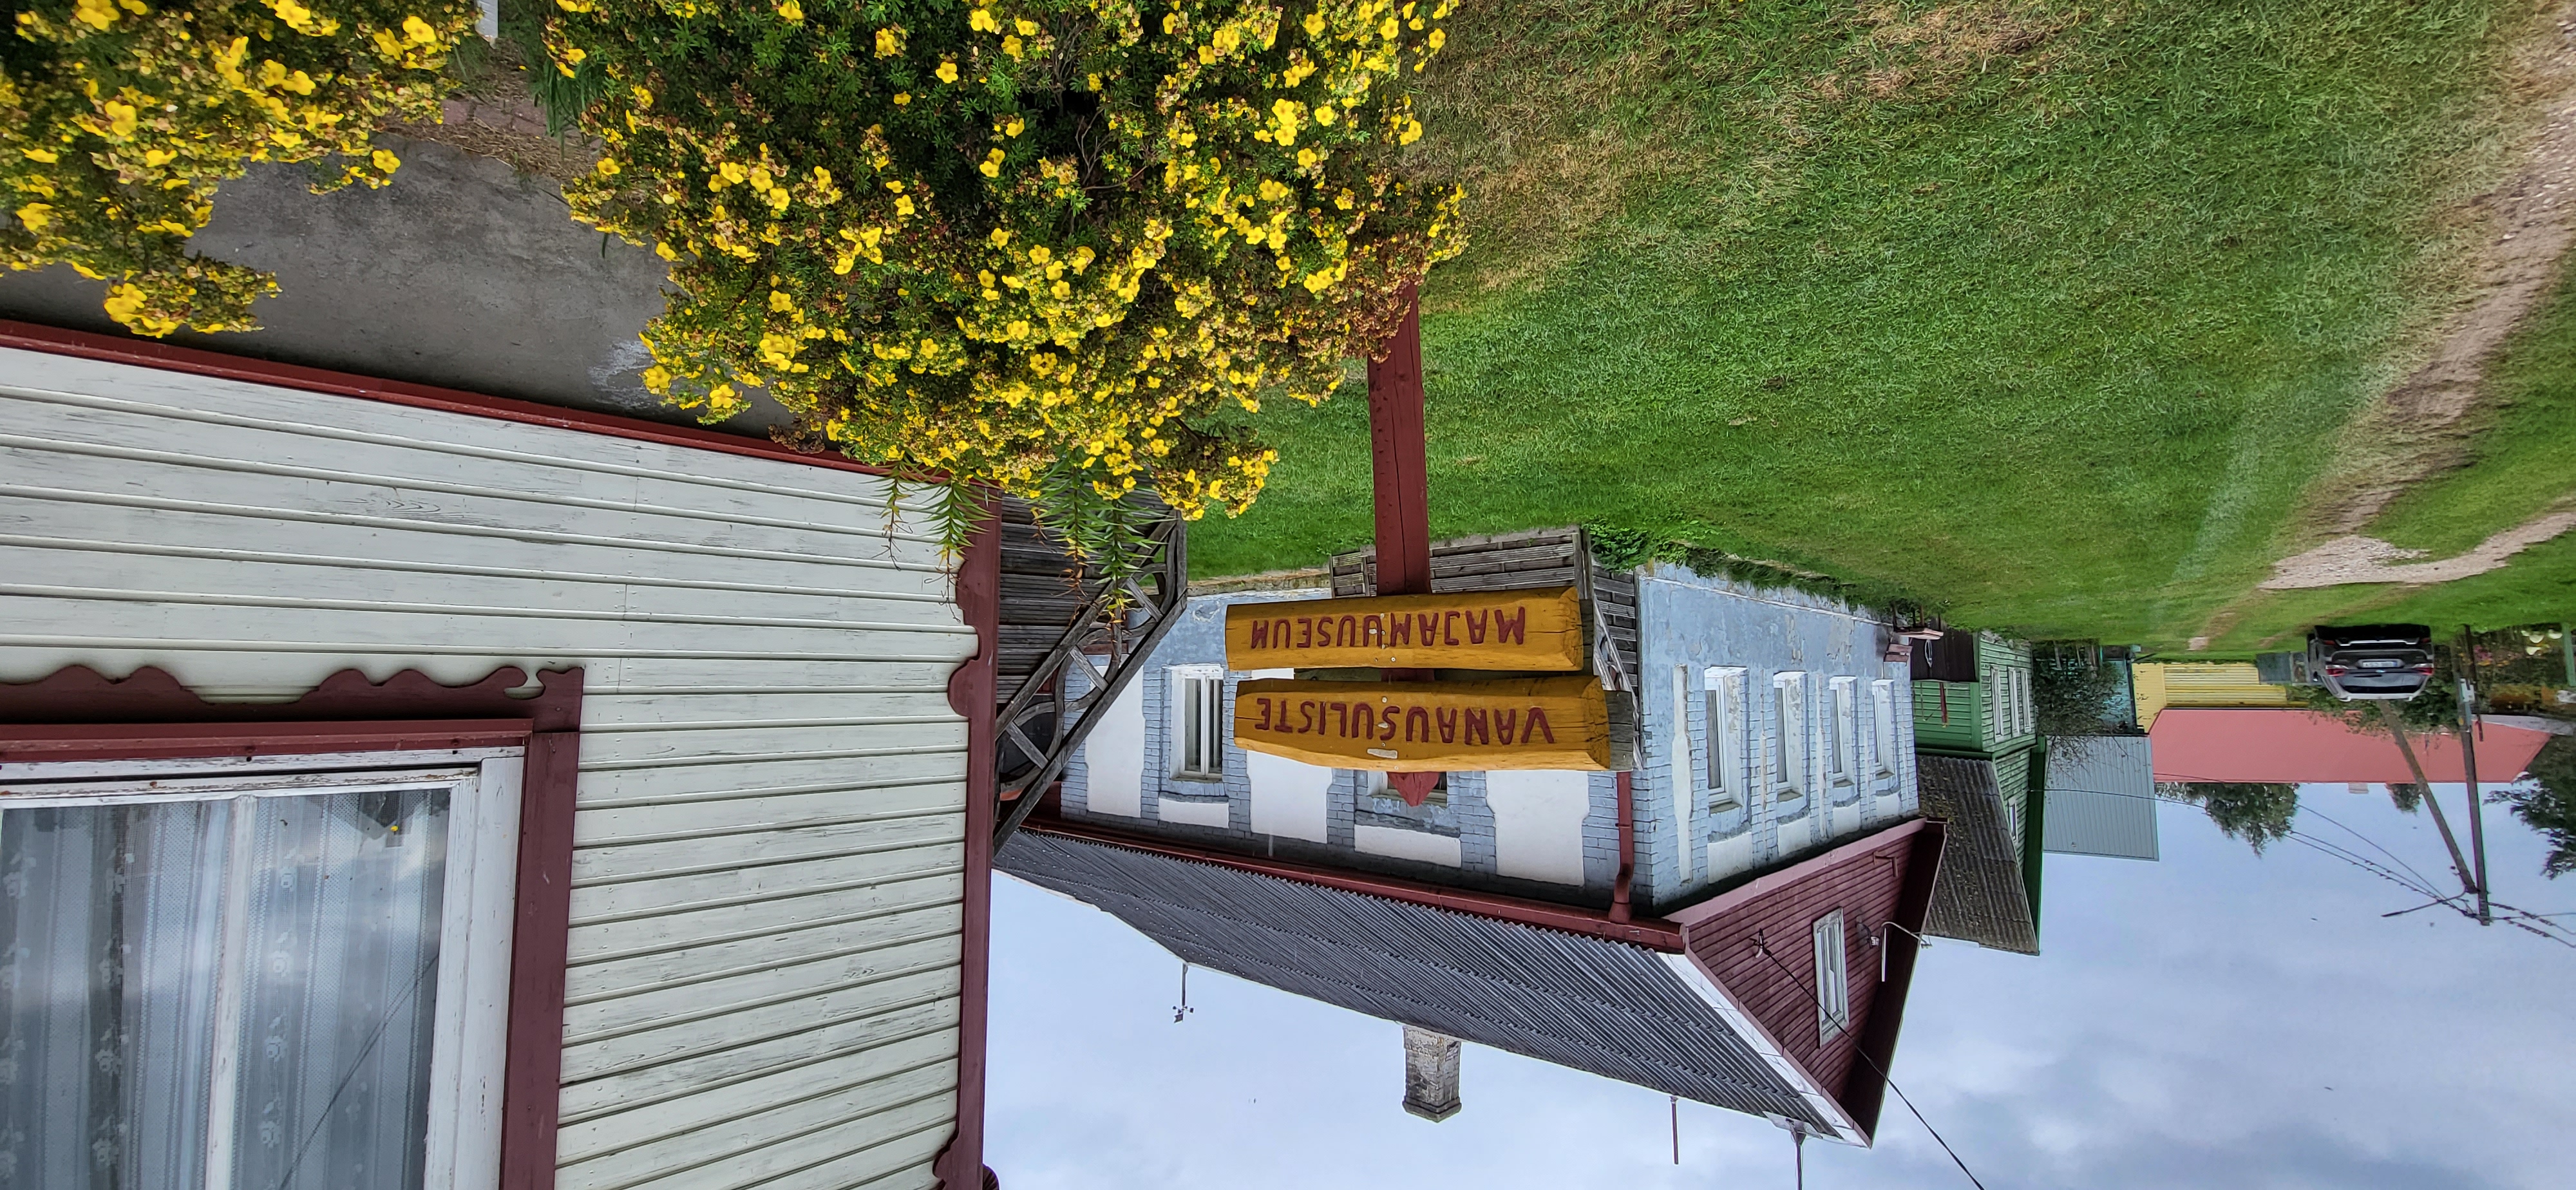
[1233,675,1611,771]
[1224,587,1585,672]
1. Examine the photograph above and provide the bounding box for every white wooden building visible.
[0,327,1003,1190]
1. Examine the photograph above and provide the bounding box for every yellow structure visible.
[2134,662,2304,729]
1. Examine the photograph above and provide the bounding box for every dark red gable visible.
[1669,818,1945,1143]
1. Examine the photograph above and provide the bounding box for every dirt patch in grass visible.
[2261,504,2576,589]
[2293,3,2576,538]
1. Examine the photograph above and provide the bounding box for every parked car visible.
[2307,624,2438,701]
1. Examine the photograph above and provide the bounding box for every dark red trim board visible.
[0,317,888,478]
[1027,811,1686,950]
[933,511,1001,1190]
[0,663,583,1190]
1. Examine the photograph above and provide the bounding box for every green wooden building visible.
[1911,632,2045,953]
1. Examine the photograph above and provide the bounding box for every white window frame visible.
[1167,664,1227,782]
[1870,679,1899,779]
[2014,667,2036,739]
[1813,909,1851,1041]
[1828,677,1858,786]
[1705,666,1748,810]
[1772,672,1809,802]
[0,748,524,1190]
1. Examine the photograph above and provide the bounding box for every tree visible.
[543,0,1464,552]
[2162,780,2298,854]
[2492,737,2576,878]
[2,0,471,334]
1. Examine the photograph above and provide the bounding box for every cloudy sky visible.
[986,784,2574,1189]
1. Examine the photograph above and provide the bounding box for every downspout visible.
[934,512,1001,1190]
[1612,770,1635,923]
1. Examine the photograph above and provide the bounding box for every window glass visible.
[1871,680,1899,778]
[0,786,453,1190]
[1705,668,1748,809]
[1169,668,1226,780]
[1812,909,1851,1041]
[1830,678,1858,783]
[1773,673,1808,798]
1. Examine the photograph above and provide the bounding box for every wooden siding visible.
[1681,826,1921,1122]
[0,348,976,1190]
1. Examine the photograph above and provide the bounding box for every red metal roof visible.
[1670,818,1945,1144]
[2148,709,2553,784]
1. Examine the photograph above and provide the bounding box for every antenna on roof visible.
[1172,961,1195,1024]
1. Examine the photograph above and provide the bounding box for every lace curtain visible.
[0,788,451,1190]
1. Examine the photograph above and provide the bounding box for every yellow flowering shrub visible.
[550,0,1463,548]
[1,0,472,335]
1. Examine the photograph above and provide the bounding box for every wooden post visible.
[2458,627,2490,925]
[1368,285,1432,600]
[1370,285,1440,803]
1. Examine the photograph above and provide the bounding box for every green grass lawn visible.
[1189,0,2575,647]
[2207,269,2576,650]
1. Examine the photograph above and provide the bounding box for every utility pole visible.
[2379,701,2477,898]
[2457,627,2490,925]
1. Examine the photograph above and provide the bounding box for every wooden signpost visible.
[1223,587,1586,672]
[1233,675,1613,771]
[1228,285,1622,788]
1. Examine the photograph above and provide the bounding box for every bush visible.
[2,0,472,334]
[544,0,1464,549]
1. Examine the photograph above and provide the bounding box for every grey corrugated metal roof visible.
[999,829,1825,1126]
[1916,755,2040,955]
[2043,736,2159,861]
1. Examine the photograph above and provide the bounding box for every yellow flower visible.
[73,0,118,31]
[1302,11,1325,37]
[1429,28,1445,50]
[979,149,1004,178]
[1002,35,1022,58]
[21,147,59,164]
[1313,104,1336,126]
[875,26,905,57]
[893,194,915,216]
[403,15,439,45]
[970,9,999,33]
[373,148,401,172]
[592,154,619,176]
[936,59,960,84]
[15,203,56,233]
[893,92,911,105]
[102,100,139,139]
[769,290,794,312]
[1014,17,1037,35]
[989,228,1012,247]
[775,0,802,21]
[563,46,588,66]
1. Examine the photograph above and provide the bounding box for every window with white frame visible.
[0,751,522,1190]
[1870,680,1899,778]
[1772,672,1808,800]
[1168,665,1226,781]
[1812,909,1852,1041]
[1828,677,1858,786]
[1705,667,1748,809]
[2013,668,2036,739]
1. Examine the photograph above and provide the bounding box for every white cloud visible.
[988,792,2575,1188]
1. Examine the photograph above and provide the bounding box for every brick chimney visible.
[1401,1026,1462,1122]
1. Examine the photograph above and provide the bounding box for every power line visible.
[1750,943,1991,1190]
